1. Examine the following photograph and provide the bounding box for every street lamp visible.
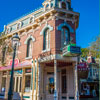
[8,33,20,100]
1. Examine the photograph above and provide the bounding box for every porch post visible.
[54,59,58,100]
[30,59,34,100]
[37,61,41,100]
[74,61,79,100]
[0,72,3,93]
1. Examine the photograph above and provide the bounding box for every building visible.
[78,56,99,98]
[0,0,81,100]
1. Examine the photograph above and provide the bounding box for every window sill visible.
[25,56,32,60]
[42,48,50,53]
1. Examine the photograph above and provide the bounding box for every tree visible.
[81,48,89,58]
[0,33,13,65]
[89,34,100,58]
[81,34,100,59]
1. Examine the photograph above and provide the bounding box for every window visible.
[62,2,66,9]
[25,75,31,92]
[43,28,50,50]
[61,27,70,48]
[1,77,6,92]
[26,38,33,57]
[45,4,49,10]
[61,69,67,93]
[2,47,7,64]
[24,68,31,92]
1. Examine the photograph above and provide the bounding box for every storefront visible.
[0,60,32,99]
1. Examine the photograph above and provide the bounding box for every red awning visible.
[0,61,31,71]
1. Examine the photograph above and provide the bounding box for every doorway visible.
[46,73,54,100]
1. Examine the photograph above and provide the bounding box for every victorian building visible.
[0,0,81,100]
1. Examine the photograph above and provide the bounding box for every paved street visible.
[0,98,99,100]
[80,97,99,100]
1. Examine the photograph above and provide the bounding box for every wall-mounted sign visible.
[9,59,19,66]
[10,69,22,75]
[25,68,32,73]
[63,45,81,56]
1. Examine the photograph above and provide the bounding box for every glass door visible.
[46,74,54,100]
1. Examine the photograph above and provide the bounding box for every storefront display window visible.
[25,75,31,92]
[1,77,6,92]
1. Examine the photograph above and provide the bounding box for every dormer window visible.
[45,4,50,10]
[62,2,66,9]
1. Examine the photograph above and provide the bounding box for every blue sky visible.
[0,0,99,48]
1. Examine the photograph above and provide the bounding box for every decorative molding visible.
[40,24,53,35]
[57,22,74,33]
[24,35,35,44]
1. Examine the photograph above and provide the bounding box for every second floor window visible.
[2,47,7,64]
[61,26,70,48]
[26,39,33,57]
[43,28,50,50]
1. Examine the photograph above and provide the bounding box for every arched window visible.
[45,4,49,10]
[61,26,70,48]
[62,2,66,9]
[26,38,33,57]
[43,28,50,50]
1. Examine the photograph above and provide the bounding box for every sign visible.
[10,69,22,75]
[9,59,19,66]
[70,46,81,53]
[78,63,88,71]
[63,45,81,56]
[25,68,32,73]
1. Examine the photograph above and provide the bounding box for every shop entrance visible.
[46,73,54,100]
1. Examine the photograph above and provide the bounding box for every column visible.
[37,61,41,100]
[74,62,79,100]
[0,72,3,92]
[30,59,34,100]
[33,59,37,100]
[21,68,25,100]
[54,59,58,100]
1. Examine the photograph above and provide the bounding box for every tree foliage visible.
[81,34,100,58]
[0,33,13,65]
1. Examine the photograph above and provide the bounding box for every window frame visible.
[26,38,33,58]
[61,26,70,48]
[43,28,50,51]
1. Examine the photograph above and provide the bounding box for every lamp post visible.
[8,33,20,100]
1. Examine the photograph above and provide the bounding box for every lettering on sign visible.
[9,59,19,66]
